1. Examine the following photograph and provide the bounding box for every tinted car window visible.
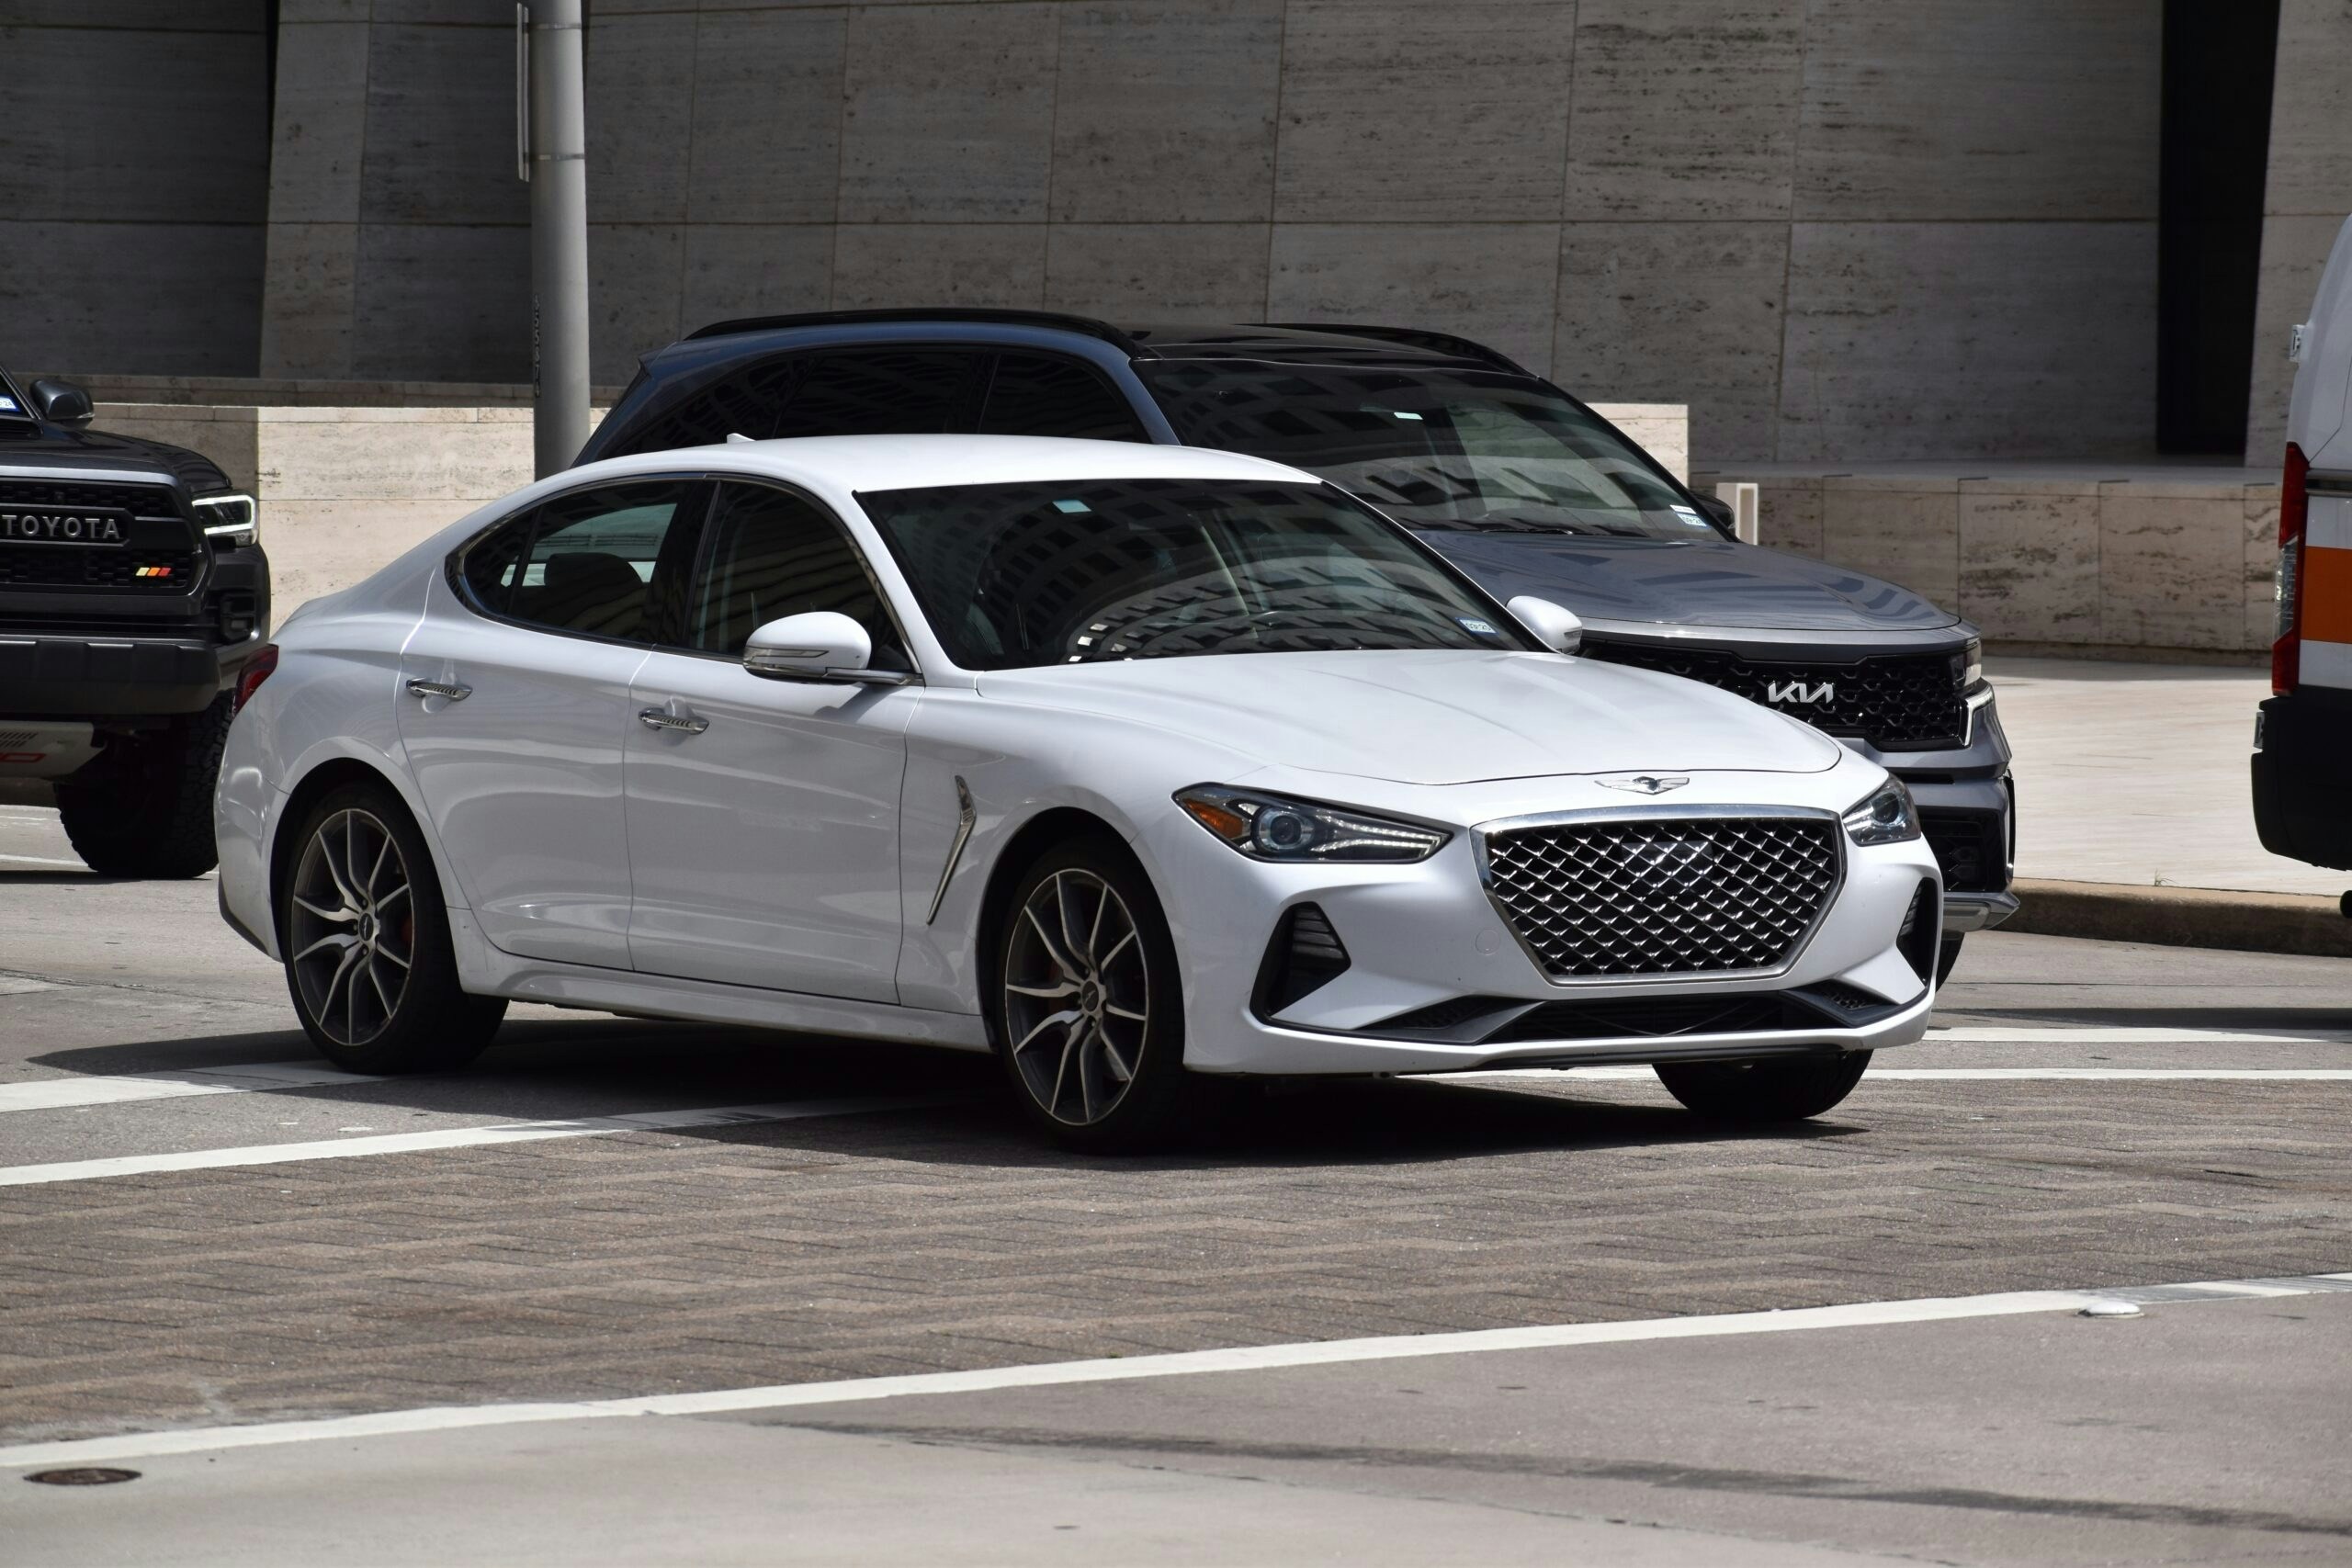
[685,481,909,669]
[1138,363,1714,541]
[859,478,1532,671]
[607,349,985,456]
[978,353,1146,441]
[462,480,701,642]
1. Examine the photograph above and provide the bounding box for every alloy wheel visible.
[1002,868,1151,1126]
[287,808,414,1048]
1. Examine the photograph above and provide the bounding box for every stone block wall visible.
[1699,464,2280,657]
[241,0,2170,467]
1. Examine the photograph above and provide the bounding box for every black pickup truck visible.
[0,367,269,876]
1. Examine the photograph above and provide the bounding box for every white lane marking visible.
[1928,1026,2352,1045]
[0,1095,941,1189]
[1458,1066,2352,1083]
[0,1060,376,1114]
[0,852,85,867]
[5,1270,2346,1471]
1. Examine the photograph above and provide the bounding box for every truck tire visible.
[55,692,233,879]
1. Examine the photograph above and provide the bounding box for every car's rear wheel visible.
[1654,1050,1871,1123]
[991,838,1197,1151]
[280,783,503,1073]
[55,693,232,879]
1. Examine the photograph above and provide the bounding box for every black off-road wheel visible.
[55,693,234,879]
[1655,1051,1871,1123]
[989,836,1204,1152]
[278,781,504,1074]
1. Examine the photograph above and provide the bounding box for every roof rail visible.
[683,308,1145,356]
[1252,323,1532,377]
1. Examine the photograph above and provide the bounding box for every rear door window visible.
[460,479,707,644]
[978,353,1147,441]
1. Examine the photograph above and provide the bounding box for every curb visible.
[2003,878,2352,959]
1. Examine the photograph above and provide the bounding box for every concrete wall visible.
[1699,461,2279,659]
[2244,0,2352,467]
[0,3,273,377]
[242,0,2165,466]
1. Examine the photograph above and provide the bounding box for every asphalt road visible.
[3,801,2349,1565]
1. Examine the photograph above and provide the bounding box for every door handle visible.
[638,706,709,735]
[406,678,472,702]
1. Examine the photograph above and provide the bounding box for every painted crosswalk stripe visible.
[0,1095,944,1189]
[1927,1025,2352,1045]
[1460,1066,2352,1083]
[0,1060,379,1114]
[2,1269,2345,1471]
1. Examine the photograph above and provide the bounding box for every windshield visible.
[857,478,1535,671]
[1138,363,1721,540]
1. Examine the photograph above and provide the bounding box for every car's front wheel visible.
[1654,1051,1871,1123]
[280,783,504,1074]
[990,838,1197,1151]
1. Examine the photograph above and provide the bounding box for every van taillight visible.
[234,644,279,714]
[2275,443,2309,695]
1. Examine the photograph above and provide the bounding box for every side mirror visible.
[743,611,873,682]
[1506,595,1583,654]
[31,378,94,428]
[1692,492,1737,536]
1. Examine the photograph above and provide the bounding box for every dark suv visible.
[0,366,270,876]
[578,311,2014,967]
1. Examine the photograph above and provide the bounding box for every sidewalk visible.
[1989,657,2339,897]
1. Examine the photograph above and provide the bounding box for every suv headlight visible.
[1842,778,1921,846]
[1175,785,1450,863]
[194,492,259,548]
[1957,636,1984,693]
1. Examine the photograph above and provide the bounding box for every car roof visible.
[574,433,1319,493]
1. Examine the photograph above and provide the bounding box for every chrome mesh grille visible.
[1483,817,1841,978]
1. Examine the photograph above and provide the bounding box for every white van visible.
[2255,212,2352,884]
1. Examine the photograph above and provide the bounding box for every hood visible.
[0,419,231,493]
[975,649,1844,786]
[1418,532,1958,634]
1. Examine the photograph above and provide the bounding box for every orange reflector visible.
[2304,545,2352,645]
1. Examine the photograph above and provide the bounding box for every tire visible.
[989,835,1202,1152]
[55,692,233,879]
[278,781,504,1074]
[1655,1051,1871,1124]
[1934,932,1964,987]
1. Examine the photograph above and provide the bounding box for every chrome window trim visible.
[1471,802,1847,990]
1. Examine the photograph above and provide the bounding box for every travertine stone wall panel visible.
[1795,0,2160,222]
[681,226,837,330]
[1554,221,1787,460]
[840,5,1059,223]
[1957,481,2101,644]
[586,12,698,226]
[1270,223,1563,378]
[2245,2,2352,463]
[1821,476,1959,611]
[258,223,361,379]
[1780,221,2156,461]
[1051,1,1283,222]
[832,225,1049,310]
[590,225,688,380]
[360,22,527,227]
[0,220,265,378]
[1563,0,1804,221]
[263,19,371,226]
[688,9,849,225]
[1046,224,1272,321]
[1273,1,1576,223]
[2098,483,2250,650]
[352,223,529,383]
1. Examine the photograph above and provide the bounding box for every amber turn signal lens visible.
[1180,795,1250,841]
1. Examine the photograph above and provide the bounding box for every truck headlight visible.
[1842,778,1921,846]
[1175,785,1449,863]
[194,492,259,548]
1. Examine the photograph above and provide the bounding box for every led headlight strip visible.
[1175,785,1449,863]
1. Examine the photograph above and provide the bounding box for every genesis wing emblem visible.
[1597,773,1690,795]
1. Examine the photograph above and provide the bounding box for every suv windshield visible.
[1138,363,1720,540]
[858,478,1533,671]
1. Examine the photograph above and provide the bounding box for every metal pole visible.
[523,0,589,479]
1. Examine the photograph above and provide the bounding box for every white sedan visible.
[216,436,1942,1148]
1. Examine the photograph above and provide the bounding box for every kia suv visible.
[577,311,2014,970]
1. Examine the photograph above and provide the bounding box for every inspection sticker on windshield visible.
[1052,498,1091,514]
[1669,504,1711,528]
[1455,616,1501,637]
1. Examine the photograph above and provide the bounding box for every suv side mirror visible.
[1692,492,1737,536]
[31,378,94,428]
[744,611,873,682]
[1507,595,1583,654]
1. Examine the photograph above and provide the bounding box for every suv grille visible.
[1579,641,1967,750]
[0,549,197,590]
[1483,817,1841,978]
[0,479,182,517]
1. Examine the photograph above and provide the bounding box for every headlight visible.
[1956,636,1983,693]
[1842,778,1921,846]
[1175,784,1450,863]
[194,492,259,548]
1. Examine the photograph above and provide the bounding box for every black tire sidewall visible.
[280,781,499,1074]
[987,834,1193,1151]
[1655,1050,1871,1123]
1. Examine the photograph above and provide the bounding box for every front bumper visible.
[0,630,256,717]
[1141,770,1944,1077]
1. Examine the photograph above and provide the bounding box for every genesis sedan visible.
[215,437,1943,1148]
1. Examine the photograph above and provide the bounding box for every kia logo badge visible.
[1767,680,1836,705]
